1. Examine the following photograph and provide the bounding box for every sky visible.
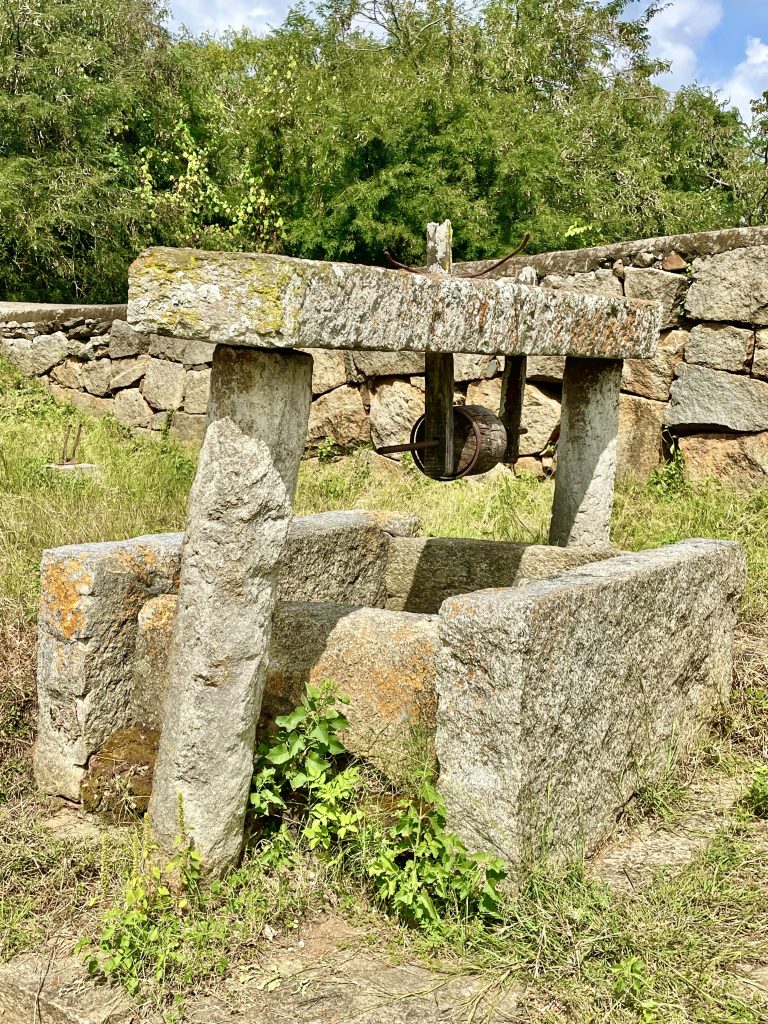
[167,0,768,120]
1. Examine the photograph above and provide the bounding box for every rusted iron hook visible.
[61,423,83,465]
[384,233,531,279]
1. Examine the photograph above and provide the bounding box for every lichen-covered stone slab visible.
[435,540,746,872]
[128,247,661,359]
[115,597,439,789]
[33,534,182,801]
[266,603,440,779]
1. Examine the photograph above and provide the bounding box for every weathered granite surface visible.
[617,394,665,480]
[623,267,686,330]
[307,385,370,450]
[0,952,135,1024]
[266,603,440,778]
[667,363,768,431]
[277,510,419,607]
[679,432,768,490]
[129,598,439,782]
[148,347,313,874]
[684,324,754,372]
[686,245,768,324]
[127,247,661,359]
[33,534,182,801]
[621,328,685,402]
[385,537,613,612]
[435,540,746,871]
[549,358,622,548]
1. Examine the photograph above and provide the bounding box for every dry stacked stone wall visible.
[0,307,212,444]
[3,225,768,487]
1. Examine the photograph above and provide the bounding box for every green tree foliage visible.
[0,0,281,301]
[0,0,173,300]
[0,0,764,301]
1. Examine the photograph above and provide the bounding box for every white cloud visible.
[644,0,723,91]
[719,37,768,120]
[169,0,289,36]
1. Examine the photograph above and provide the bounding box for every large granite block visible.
[33,535,183,800]
[667,363,768,431]
[385,537,612,612]
[128,247,661,359]
[435,540,746,872]
[686,246,768,324]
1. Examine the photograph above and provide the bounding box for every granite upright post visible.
[149,345,312,874]
[549,357,622,548]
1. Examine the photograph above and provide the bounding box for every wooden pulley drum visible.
[377,404,508,480]
[410,405,507,480]
[374,347,523,481]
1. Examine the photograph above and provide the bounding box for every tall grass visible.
[0,361,195,613]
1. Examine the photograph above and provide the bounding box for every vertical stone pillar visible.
[500,355,526,464]
[549,357,622,549]
[149,345,312,875]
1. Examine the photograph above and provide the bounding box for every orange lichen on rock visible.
[39,555,94,640]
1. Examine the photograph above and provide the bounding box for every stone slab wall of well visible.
[4,224,768,488]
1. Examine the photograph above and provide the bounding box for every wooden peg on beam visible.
[424,221,455,478]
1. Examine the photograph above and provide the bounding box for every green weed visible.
[742,770,768,818]
[249,682,507,939]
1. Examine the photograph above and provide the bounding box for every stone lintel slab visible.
[128,247,661,359]
[435,540,746,873]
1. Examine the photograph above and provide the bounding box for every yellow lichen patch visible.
[242,260,296,335]
[139,593,176,631]
[40,556,93,639]
[309,626,438,736]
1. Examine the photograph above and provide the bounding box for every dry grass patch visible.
[0,596,36,803]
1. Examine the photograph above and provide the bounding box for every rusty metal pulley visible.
[377,404,508,480]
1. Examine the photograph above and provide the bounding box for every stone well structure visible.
[34,519,745,872]
[32,223,747,878]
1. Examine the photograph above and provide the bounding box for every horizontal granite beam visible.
[128,247,661,359]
